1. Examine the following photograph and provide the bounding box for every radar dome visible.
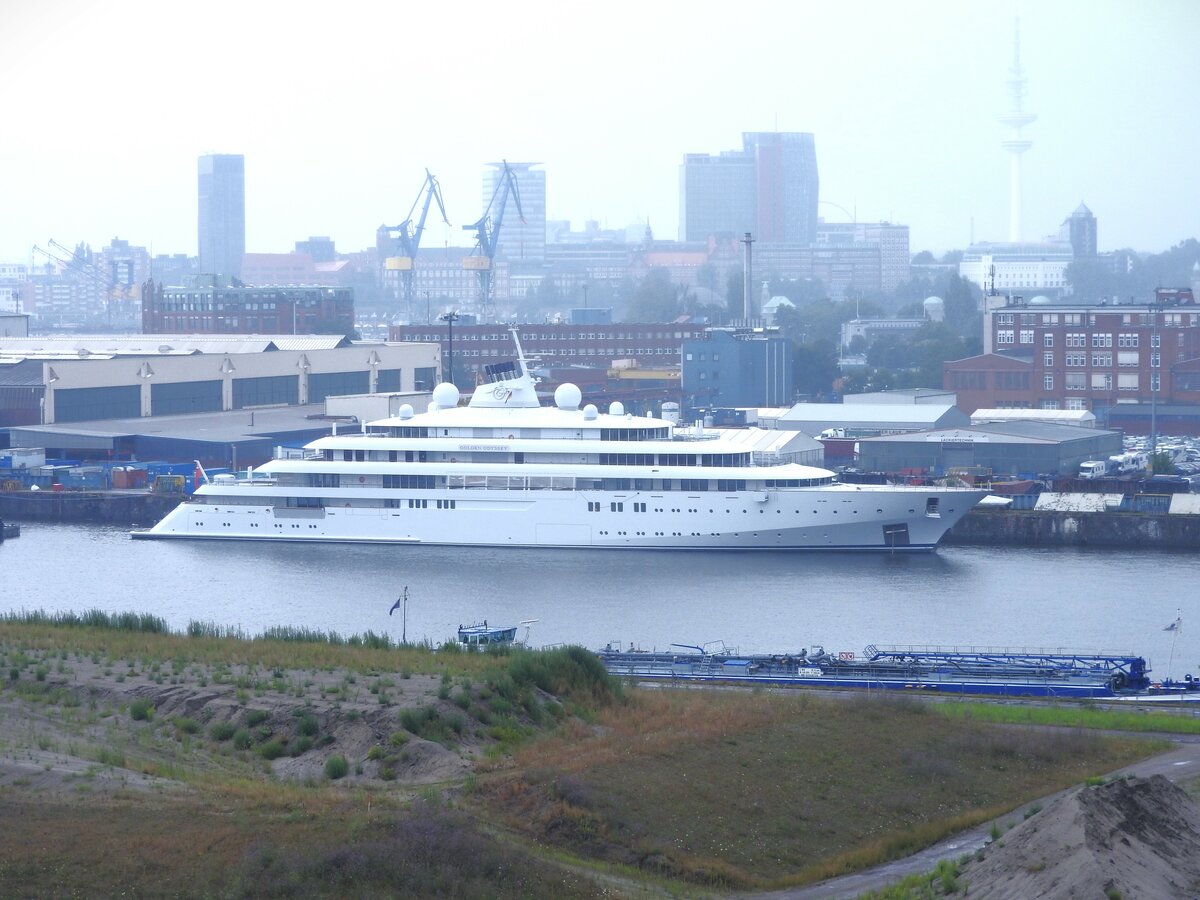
[431,383,460,409]
[397,404,414,420]
[582,404,598,420]
[923,296,945,322]
[1029,295,1051,306]
[554,383,582,410]
[609,401,625,416]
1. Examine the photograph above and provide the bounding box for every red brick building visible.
[944,294,1200,433]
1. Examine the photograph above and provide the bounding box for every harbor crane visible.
[381,170,449,324]
[462,160,524,318]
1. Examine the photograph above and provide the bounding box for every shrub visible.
[173,717,200,735]
[290,736,313,756]
[506,645,620,705]
[130,698,154,721]
[244,709,269,727]
[367,745,384,760]
[388,731,409,747]
[209,721,236,741]
[233,728,253,750]
[296,714,318,737]
[259,738,287,760]
[324,754,349,780]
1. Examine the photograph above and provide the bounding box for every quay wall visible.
[945,508,1200,549]
[0,491,180,527]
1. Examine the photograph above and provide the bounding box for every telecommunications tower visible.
[999,20,1036,242]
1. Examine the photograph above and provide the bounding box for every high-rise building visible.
[198,154,245,278]
[1063,203,1097,258]
[485,162,545,265]
[679,132,818,244]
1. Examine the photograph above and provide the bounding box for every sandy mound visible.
[961,775,1200,899]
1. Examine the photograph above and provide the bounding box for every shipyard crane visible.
[462,160,525,317]
[381,170,449,323]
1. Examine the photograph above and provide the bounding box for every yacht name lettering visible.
[458,443,509,451]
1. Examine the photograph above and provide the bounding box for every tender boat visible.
[133,330,988,551]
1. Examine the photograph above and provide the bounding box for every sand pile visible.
[961,774,1200,899]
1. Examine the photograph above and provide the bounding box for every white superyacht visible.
[134,332,987,551]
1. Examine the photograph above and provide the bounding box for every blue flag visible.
[1164,617,1181,632]
[389,597,402,616]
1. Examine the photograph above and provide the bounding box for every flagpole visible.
[402,586,408,645]
[1167,612,1181,681]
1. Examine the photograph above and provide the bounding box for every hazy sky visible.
[2,0,1197,266]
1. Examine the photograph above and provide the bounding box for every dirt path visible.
[741,736,1200,900]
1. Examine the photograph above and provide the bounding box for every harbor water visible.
[4,523,1198,681]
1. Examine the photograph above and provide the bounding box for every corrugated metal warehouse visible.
[766,403,969,437]
[857,421,1124,477]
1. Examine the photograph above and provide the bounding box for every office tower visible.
[679,132,818,244]
[485,162,545,264]
[198,154,246,277]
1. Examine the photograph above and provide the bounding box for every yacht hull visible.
[132,485,986,552]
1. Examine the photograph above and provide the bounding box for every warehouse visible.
[0,335,438,428]
[857,421,1124,478]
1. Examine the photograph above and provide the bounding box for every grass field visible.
[478,689,1161,890]
[0,615,1175,897]
[934,698,1200,734]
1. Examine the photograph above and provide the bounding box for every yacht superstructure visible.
[134,332,987,551]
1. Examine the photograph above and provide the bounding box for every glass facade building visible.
[679,133,818,244]
[198,154,246,278]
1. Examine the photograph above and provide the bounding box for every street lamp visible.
[1150,297,1161,457]
[440,311,460,385]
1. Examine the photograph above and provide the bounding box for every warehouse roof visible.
[776,403,963,425]
[0,334,355,359]
[859,421,1119,445]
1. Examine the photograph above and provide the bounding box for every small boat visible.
[0,520,19,541]
[457,619,538,650]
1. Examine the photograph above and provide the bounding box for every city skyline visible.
[1,0,1197,265]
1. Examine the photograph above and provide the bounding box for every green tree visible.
[793,339,840,398]
[1064,258,1125,301]
[942,273,982,338]
[624,267,680,322]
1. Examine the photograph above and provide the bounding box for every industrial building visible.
[857,421,1123,478]
[141,279,354,335]
[6,403,350,471]
[681,328,792,409]
[945,291,1200,432]
[0,335,437,429]
[390,322,706,385]
[766,402,969,437]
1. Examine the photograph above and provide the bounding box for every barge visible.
[596,642,1194,700]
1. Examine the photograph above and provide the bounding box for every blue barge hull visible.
[598,643,1164,700]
